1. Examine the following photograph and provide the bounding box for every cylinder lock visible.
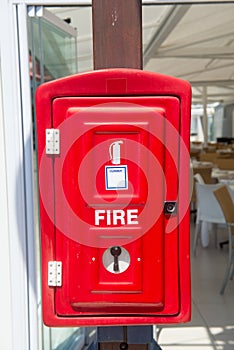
[164,201,177,215]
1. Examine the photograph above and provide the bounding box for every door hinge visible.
[46,129,60,155]
[48,261,62,287]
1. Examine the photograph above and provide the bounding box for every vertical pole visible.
[95,326,163,350]
[92,0,142,70]
[203,86,208,146]
[91,3,162,350]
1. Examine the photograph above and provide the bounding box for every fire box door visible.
[36,69,191,327]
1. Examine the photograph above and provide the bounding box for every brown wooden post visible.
[91,2,151,350]
[92,0,142,70]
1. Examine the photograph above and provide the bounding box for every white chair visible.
[213,185,234,294]
[194,173,205,184]
[190,173,205,215]
[193,183,226,254]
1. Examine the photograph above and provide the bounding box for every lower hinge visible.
[48,261,62,287]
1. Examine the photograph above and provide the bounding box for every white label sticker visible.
[105,165,128,190]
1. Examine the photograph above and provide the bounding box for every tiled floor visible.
[157,222,234,350]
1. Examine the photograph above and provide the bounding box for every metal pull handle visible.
[110,246,122,272]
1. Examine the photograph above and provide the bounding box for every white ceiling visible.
[49,2,234,105]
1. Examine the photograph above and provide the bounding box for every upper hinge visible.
[46,129,60,155]
[48,261,62,287]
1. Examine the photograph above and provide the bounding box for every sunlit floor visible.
[157,221,234,350]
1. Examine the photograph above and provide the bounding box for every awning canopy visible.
[50,2,234,105]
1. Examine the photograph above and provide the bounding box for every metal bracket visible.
[46,129,60,155]
[28,5,43,18]
[48,261,62,287]
[89,326,163,350]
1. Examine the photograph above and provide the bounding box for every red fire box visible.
[36,69,191,326]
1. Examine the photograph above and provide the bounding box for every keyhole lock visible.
[164,201,177,215]
[102,246,130,274]
[110,246,122,272]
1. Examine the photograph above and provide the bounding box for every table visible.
[212,168,234,190]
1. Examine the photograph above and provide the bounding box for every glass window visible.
[27,7,85,350]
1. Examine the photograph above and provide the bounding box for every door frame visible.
[0,1,232,349]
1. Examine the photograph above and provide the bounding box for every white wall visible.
[0,57,14,350]
[0,2,38,349]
